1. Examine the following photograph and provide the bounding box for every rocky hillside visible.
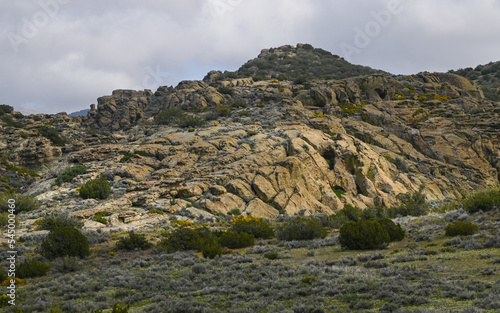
[449,60,500,102]
[1,44,499,231]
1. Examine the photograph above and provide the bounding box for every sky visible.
[1,0,500,114]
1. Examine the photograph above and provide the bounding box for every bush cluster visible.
[55,165,87,185]
[17,258,51,279]
[445,221,479,237]
[218,230,255,249]
[0,193,40,213]
[116,231,152,251]
[35,212,84,230]
[231,215,274,239]
[154,108,206,128]
[0,115,24,128]
[340,218,405,250]
[276,217,327,241]
[388,187,429,217]
[462,188,500,213]
[79,178,111,200]
[40,226,90,259]
[0,104,14,115]
[38,126,65,146]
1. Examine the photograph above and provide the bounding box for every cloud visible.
[1,0,500,114]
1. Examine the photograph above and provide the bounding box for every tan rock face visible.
[7,65,497,229]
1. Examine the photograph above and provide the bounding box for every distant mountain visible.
[449,60,500,101]
[211,43,388,83]
[69,109,90,117]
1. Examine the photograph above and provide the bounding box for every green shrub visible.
[265,252,279,260]
[52,256,81,273]
[375,218,405,242]
[55,165,87,185]
[93,212,108,224]
[17,258,51,279]
[445,221,479,237]
[218,230,255,249]
[216,105,232,117]
[2,162,39,177]
[388,187,429,217]
[276,218,327,241]
[40,226,90,259]
[116,231,152,251]
[340,219,390,250]
[0,212,18,228]
[38,126,65,146]
[0,115,24,128]
[231,99,247,108]
[201,240,223,259]
[154,108,185,125]
[0,104,14,115]
[78,178,111,200]
[177,115,206,128]
[35,212,84,230]
[462,188,500,213]
[120,153,135,163]
[231,215,274,239]
[217,86,234,96]
[391,157,409,173]
[0,193,40,213]
[159,227,213,252]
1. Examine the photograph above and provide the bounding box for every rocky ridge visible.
[0,44,499,231]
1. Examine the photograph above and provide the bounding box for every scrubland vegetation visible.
[0,188,499,312]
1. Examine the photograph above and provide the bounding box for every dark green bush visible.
[0,104,14,115]
[40,226,90,259]
[445,221,479,236]
[218,230,255,249]
[79,178,111,200]
[217,86,235,95]
[0,193,40,213]
[38,126,65,146]
[154,108,185,125]
[35,212,84,231]
[375,218,405,242]
[0,115,24,128]
[0,212,19,228]
[159,227,213,252]
[388,187,429,217]
[231,216,274,239]
[177,115,206,128]
[231,99,247,108]
[201,240,223,259]
[116,231,152,251]
[17,258,51,279]
[276,218,328,241]
[340,219,390,250]
[93,212,108,224]
[55,165,87,185]
[462,188,500,213]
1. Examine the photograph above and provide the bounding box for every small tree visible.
[218,230,255,249]
[462,188,500,213]
[79,178,111,200]
[276,218,328,241]
[375,218,405,242]
[116,231,152,251]
[445,221,479,236]
[55,165,87,185]
[340,220,390,250]
[35,212,84,231]
[40,227,90,260]
[231,215,274,239]
[17,258,51,279]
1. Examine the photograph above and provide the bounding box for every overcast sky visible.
[2,0,500,114]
